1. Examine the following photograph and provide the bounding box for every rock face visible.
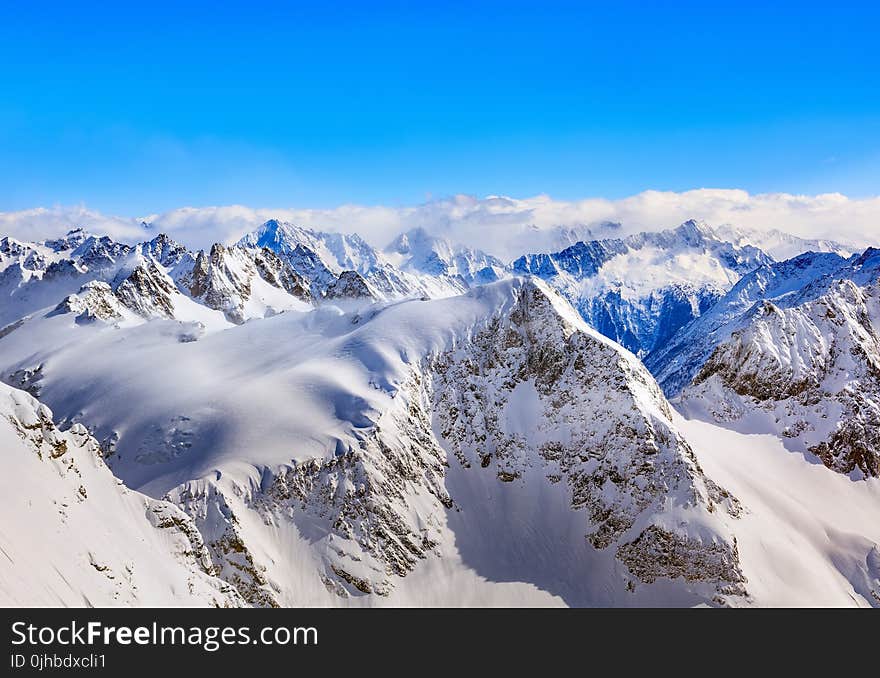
[512,220,772,357]
[429,281,744,588]
[70,235,132,271]
[178,244,254,323]
[323,270,375,300]
[252,247,311,301]
[172,242,313,323]
[114,260,178,319]
[0,236,49,272]
[139,233,190,268]
[0,382,242,606]
[682,278,880,478]
[671,248,880,479]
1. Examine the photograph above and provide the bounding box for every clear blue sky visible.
[1,1,878,213]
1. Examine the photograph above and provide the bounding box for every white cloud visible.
[2,189,879,260]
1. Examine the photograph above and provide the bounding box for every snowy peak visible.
[384,226,505,284]
[69,235,132,271]
[712,223,856,260]
[681,274,880,478]
[323,270,376,301]
[114,258,178,319]
[139,233,191,268]
[54,280,127,324]
[43,227,92,253]
[647,250,851,396]
[647,245,880,479]
[239,219,381,275]
[240,220,470,300]
[176,243,312,324]
[0,236,50,274]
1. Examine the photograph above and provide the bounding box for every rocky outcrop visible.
[140,233,190,268]
[114,260,177,319]
[430,281,744,589]
[647,251,849,396]
[54,280,126,323]
[682,277,880,478]
[323,270,375,301]
[178,243,311,323]
[252,247,311,302]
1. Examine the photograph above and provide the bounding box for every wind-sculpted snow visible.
[0,382,243,606]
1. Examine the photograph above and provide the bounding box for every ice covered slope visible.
[0,277,746,607]
[512,220,772,357]
[676,248,880,478]
[0,382,242,606]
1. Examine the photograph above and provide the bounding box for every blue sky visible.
[1,1,878,214]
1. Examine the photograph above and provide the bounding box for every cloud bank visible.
[2,189,879,260]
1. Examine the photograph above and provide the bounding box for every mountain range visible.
[1,218,878,607]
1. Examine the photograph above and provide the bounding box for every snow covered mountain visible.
[384,226,507,286]
[0,277,752,606]
[712,223,855,261]
[0,230,314,329]
[512,220,772,357]
[647,250,851,396]
[2,222,880,607]
[671,248,880,479]
[238,219,470,299]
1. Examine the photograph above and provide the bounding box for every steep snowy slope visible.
[0,382,242,606]
[512,220,772,356]
[676,252,880,479]
[0,278,746,607]
[678,414,880,606]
